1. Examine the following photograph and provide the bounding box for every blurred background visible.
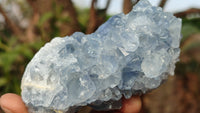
[0,0,200,113]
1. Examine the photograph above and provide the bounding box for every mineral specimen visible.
[21,0,182,112]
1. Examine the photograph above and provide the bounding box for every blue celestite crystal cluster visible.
[21,0,182,112]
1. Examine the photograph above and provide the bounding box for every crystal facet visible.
[21,0,182,112]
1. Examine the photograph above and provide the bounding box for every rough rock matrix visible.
[21,0,182,112]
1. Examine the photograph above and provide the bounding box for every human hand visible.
[0,94,27,113]
[0,93,141,113]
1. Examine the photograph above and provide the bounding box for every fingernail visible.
[1,107,13,113]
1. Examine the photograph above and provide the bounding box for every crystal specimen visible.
[21,0,182,112]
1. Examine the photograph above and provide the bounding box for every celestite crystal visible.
[21,0,182,112]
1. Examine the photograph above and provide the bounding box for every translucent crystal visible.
[21,0,182,112]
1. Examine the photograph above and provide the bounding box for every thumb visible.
[0,93,28,113]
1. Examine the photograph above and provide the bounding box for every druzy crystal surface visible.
[21,0,182,112]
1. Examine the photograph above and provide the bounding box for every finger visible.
[0,93,28,113]
[120,96,142,113]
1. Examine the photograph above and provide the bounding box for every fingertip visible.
[120,96,142,113]
[0,93,28,113]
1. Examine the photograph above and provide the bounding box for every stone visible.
[21,0,182,113]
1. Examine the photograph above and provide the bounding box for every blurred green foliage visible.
[181,18,200,53]
[181,18,200,42]
[0,37,44,94]
[175,18,200,77]
[77,8,90,31]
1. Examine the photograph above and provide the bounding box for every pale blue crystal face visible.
[21,0,182,112]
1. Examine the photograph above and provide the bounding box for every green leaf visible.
[0,51,19,73]
[30,40,45,50]
[15,44,33,59]
[0,77,7,87]
[181,24,200,43]
[38,12,53,27]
